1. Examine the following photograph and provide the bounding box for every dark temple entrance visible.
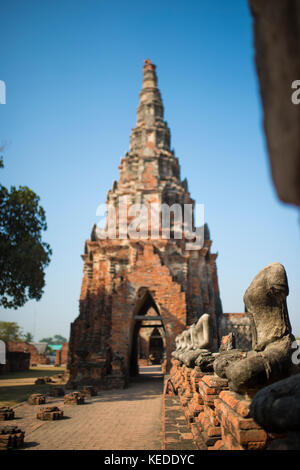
[129,288,166,377]
[148,327,164,365]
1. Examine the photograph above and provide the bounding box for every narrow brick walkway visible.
[162,377,197,451]
[9,366,163,450]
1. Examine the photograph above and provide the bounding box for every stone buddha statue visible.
[180,313,217,368]
[171,331,185,358]
[214,262,295,394]
[176,326,195,362]
[172,326,194,361]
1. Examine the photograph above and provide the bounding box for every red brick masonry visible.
[168,359,284,450]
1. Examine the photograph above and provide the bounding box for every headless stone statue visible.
[180,314,216,368]
[171,332,185,358]
[176,326,195,363]
[172,331,184,359]
[171,326,195,361]
[250,372,300,434]
[214,262,294,393]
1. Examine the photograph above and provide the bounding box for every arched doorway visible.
[148,327,164,365]
[129,288,166,377]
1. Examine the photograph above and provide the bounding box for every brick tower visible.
[67,60,223,389]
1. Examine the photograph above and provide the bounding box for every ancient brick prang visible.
[68,60,223,389]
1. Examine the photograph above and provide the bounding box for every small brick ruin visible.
[36,406,64,421]
[0,345,30,375]
[27,394,46,405]
[0,341,50,375]
[34,376,54,385]
[0,426,25,450]
[80,386,98,397]
[55,342,69,366]
[0,406,15,420]
[64,392,85,405]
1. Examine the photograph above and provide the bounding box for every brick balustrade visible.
[168,358,284,451]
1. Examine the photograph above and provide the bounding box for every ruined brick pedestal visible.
[49,387,65,397]
[0,407,15,420]
[192,375,228,449]
[80,386,98,397]
[170,359,185,394]
[27,394,46,405]
[44,377,53,383]
[187,367,205,422]
[35,376,53,385]
[213,391,270,450]
[34,378,46,385]
[0,426,25,450]
[64,392,85,405]
[179,365,194,410]
[53,373,65,383]
[37,406,64,421]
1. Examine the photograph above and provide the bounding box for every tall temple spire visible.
[130,59,171,155]
[142,59,158,89]
[105,59,194,233]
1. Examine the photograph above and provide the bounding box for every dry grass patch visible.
[0,366,66,407]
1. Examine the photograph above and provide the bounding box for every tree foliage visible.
[39,337,53,344]
[22,331,34,343]
[0,162,52,308]
[53,334,67,344]
[0,321,23,342]
[40,334,67,345]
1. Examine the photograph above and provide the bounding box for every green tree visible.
[39,335,67,354]
[39,337,53,354]
[53,334,67,344]
[22,332,34,343]
[0,159,52,308]
[39,337,53,344]
[39,335,67,345]
[0,321,23,342]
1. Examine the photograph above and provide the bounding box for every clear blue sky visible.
[0,0,299,340]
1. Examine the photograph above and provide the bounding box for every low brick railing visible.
[168,359,284,451]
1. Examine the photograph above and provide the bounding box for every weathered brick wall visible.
[61,342,69,364]
[110,244,187,375]
[5,341,49,366]
[55,342,69,365]
[0,342,30,374]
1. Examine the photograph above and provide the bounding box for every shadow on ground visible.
[94,366,164,403]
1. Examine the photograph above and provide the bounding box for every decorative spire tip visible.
[143,59,156,73]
